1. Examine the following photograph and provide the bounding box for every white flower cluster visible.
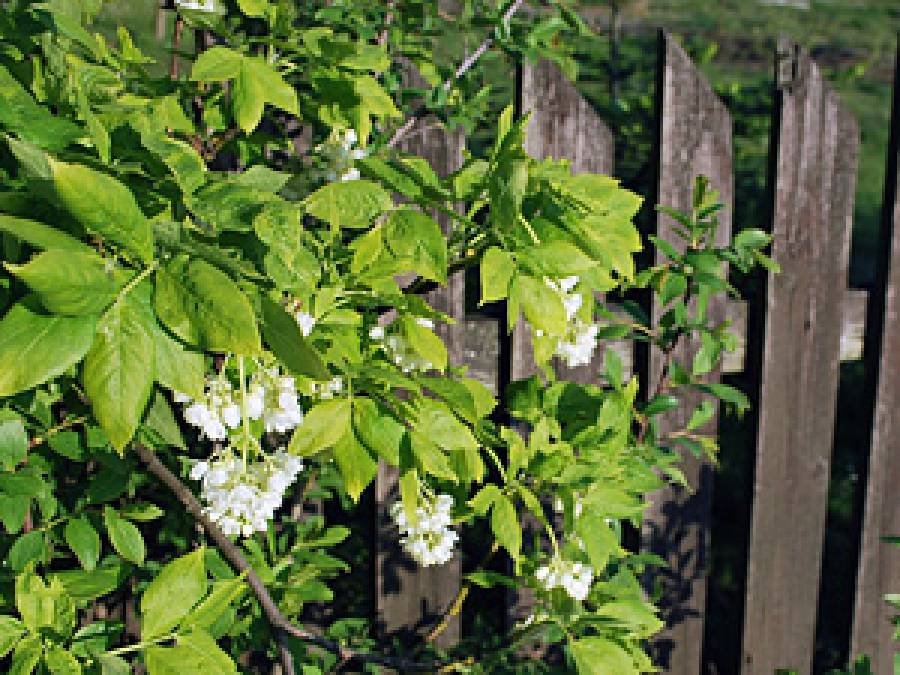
[175,0,216,12]
[176,379,242,441]
[535,557,594,601]
[190,449,304,537]
[318,128,367,182]
[545,276,599,368]
[369,319,436,373]
[257,369,304,433]
[390,493,458,567]
[310,376,344,400]
[294,310,316,337]
[176,367,303,439]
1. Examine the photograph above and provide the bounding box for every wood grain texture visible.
[851,44,900,674]
[375,75,466,647]
[513,58,616,383]
[639,34,733,674]
[741,43,859,674]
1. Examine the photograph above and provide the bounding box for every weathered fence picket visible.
[512,58,616,384]
[641,32,734,674]
[374,87,466,646]
[741,42,859,674]
[851,44,900,674]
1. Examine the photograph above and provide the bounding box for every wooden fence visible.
[362,33,900,673]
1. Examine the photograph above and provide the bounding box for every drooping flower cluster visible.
[369,319,436,373]
[390,493,458,567]
[190,449,304,537]
[254,368,304,434]
[317,128,367,182]
[535,557,594,601]
[545,276,599,368]
[176,366,304,440]
[176,379,241,441]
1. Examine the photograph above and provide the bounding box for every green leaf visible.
[288,399,351,456]
[142,548,207,640]
[692,332,721,376]
[44,645,82,675]
[9,634,42,675]
[103,507,145,565]
[49,159,153,263]
[332,433,377,502]
[237,0,269,17]
[353,398,403,465]
[0,302,96,397]
[118,503,165,521]
[687,400,716,431]
[510,275,566,336]
[570,636,635,675]
[491,495,521,561]
[575,513,618,571]
[8,531,47,572]
[416,400,478,454]
[154,326,205,400]
[464,571,517,588]
[7,250,128,316]
[50,559,128,604]
[15,572,75,635]
[97,655,131,675]
[696,382,749,414]
[0,215,92,253]
[155,257,260,355]
[480,247,515,304]
[0,495,29,533]
[145,630,237,675]
[0,616,25,659]
[241,57,299,123]
[604,347,624,387]
[233,59,265,134]
[0,417,27,472]
[594,599,663,637]
[191,47,242,81]
[400,316,447,371]
[180,576,246,632]
[409,430,457,481]
[259,297,329,379]
[64,516,101,571]
[383,209,447,283]
[643,394,679,417]
[469,484,501,516]
[304,180,393,229]
[83,289,156,452]
[144,392,186,450]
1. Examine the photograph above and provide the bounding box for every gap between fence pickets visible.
[673,290,867,375]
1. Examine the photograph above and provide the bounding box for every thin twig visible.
[386,0,526,149]
[170,13,184,79]
[377,1,395,47]
[134,445,441,672]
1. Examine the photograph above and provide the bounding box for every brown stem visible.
[426,542,500,643]
[636,340,678,445]
[386,0,526,149]
[170,14,184,79]
[377,1,395,47]
[134,445,441,672]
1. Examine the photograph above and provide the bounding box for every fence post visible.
[851,43,900,673]
[638,32,734,673]
[511,58,616,384]
[374,80,466,647]
[741,42,859,674]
